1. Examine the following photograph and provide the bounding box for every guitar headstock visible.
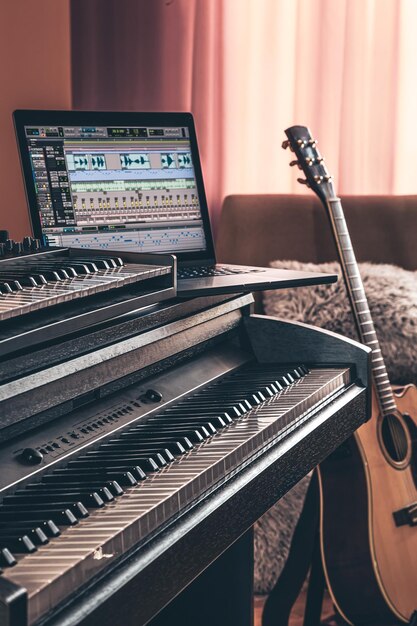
[283,125,336,203]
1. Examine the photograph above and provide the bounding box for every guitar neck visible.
[325,197,396,415]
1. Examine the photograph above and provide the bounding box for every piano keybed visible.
[0,248,173,321]
[0,361,351,625]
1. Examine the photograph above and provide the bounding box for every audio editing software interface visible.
[23,124,207,253]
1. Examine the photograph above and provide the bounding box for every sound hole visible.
[380,413,410,465]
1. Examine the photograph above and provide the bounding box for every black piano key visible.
[0,535,36,554]
[0,501,88,520]
[0,519,59,538]
[50,469,140,486]
[0,507,78,525]
[178,399,242,414]
[4,491,105,509]
[71,257,115,269]
[160,408,233,425]
[73,255,123,267]
[119,433,194,450]
[41,476,124,495]
[0,548,17,567]
[145,417,218,435]
[0,271,43,287]
[26,484,114,503]
[0,524,48,545]
[84,450,168,468]
[178,399,249,415]
[97,443,175,462]
[129,426,206,443]
[69,456,160,473]
[0,280,22,292]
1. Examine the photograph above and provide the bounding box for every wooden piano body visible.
[0,291,371,626]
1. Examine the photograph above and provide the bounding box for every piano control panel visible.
[16,389,164,466]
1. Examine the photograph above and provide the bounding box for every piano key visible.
[3,491,105,508]
[83,450,167,468]
[0,523,49,546]
[25,484,114,502]
[0,535,37,554]
[120,424,194,450]
[0,548,17,568]
[144,418,219,435]
[41,476,124,495]
[69,457,160,473]
[50,469,140,486]
[128,426,207,443]
[96,444,175,462]
[117,434,192,452]
[0,501,88,520]
[0,508,79,525]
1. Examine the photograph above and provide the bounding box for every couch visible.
[216,194,417,312]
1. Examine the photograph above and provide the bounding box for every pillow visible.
[254,260,417,595]
[263,260,417,386]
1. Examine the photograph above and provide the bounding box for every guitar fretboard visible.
[326,198,396,415]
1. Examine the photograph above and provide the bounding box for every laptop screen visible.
[14,111,215,262]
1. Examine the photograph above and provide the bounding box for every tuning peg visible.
[316,156,324,163]
[289,160,300,168]
[323,175,333,182]
[297,139,306,148]
[306,157,314,166]
[313,175,323,184]
[308,139,317,147]
[282,140,290,150]
[297,178,310,187]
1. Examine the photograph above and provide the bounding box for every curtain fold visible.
[71,0,417,229]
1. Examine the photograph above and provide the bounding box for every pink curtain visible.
[71,0,417,231]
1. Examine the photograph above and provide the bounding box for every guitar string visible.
[328,200,406,466]
[330,200,417,501]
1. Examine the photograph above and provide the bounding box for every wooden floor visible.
[254,589,335,626]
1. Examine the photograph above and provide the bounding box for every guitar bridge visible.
[393,503,417,527]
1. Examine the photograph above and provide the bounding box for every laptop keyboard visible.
[178,265,264,279]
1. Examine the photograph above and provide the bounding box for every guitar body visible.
[283,125,417,624]
[319,384,417,624]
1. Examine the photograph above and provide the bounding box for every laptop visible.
[13,110,336,296]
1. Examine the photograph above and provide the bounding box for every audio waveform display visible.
[91,155,106,169]
[178,153,192,167]
[67,153,107,170]
[120,153,150,169]
[74,155,89,170]
[161,153,176,168]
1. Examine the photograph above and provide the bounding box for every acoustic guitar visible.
[283,126,417,625]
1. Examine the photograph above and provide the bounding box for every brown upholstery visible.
[215,194,417,311]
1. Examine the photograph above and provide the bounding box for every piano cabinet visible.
[0,294,371,626]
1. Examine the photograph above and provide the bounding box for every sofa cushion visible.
[263,260,417,385]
